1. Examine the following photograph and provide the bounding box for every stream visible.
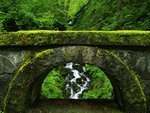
[64,62,91,99]
[27,63,125,113]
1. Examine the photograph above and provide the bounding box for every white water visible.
[65,62,91,99]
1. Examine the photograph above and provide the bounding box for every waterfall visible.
[65,62,90,99]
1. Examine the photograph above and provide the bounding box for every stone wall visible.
[115,48,150,112]
[0,49,31,110]
[0,46,150,112]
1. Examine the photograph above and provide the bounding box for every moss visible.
[0,30,150,46]
[107,51,146,99]
[3,58,32,112]
[3,46,148,113]
[104,50,147,112]
[35,49,54,58]
[3,49,54,112]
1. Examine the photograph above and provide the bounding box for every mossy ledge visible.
[0,30,150,46]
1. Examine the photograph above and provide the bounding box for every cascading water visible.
[64,62,91,99]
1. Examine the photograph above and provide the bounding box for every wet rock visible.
[72,64,84,73]
[64,62,91,99]
[76,78,84,85]
[81,75,87,81]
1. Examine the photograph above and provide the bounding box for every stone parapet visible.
[0,30,150,46]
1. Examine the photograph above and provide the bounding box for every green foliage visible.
[0,0,150,31]
[83,64,114,99]
[0,0,69,31]
[35,11,54,30]
[0,11,4,31]
[40,64,114,100]
[40,68,65,99]
[72,0,150,30]
[68,0,89,17]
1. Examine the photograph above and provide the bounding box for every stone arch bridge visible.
[0,31,150,113]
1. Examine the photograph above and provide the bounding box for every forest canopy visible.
[0,0,150,31]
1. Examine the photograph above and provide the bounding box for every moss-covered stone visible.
[104,50,147,113]
[0,30,150,46]
[3,46,147,113]
[4,49,54,113]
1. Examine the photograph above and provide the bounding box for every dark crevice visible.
[0,45,150,52]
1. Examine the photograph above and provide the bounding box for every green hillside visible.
[72,0,150,30]
[0,0,150,31]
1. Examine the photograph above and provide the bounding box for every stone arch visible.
[4,46,146,113]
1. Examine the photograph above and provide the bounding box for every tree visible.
[0,0,69,31]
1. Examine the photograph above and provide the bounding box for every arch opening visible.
[4,46,146,113]
[29,62,122,113]
[39,62,114,100]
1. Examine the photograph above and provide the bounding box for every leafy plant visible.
[0,11,4,31]
[40,68,65,99]
[83,64,114,99]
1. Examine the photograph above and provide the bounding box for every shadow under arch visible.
[4,46,146,113]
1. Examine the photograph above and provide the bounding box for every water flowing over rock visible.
[64,62,90,99]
